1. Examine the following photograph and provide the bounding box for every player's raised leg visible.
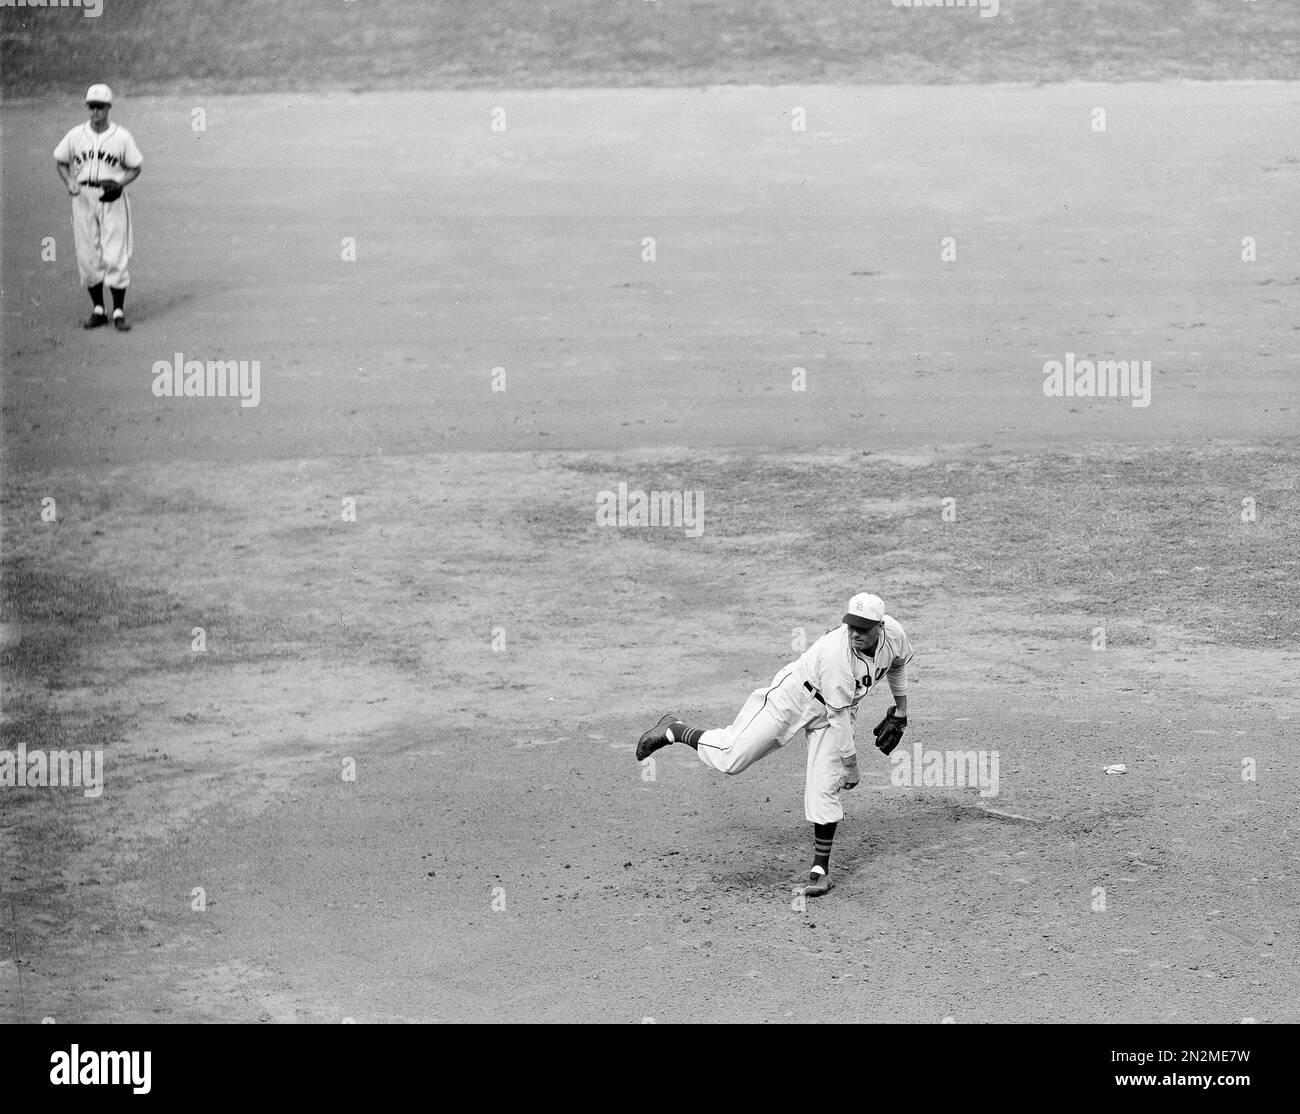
[636,670,812,771]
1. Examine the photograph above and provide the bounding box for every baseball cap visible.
[843,592,885,630]
[85,84,113,105]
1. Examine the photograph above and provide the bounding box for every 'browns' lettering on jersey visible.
[53,122,143,185]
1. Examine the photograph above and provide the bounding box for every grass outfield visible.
[2,0,1298,97]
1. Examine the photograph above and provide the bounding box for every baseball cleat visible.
[798,872,834,897]
[113,314,130,332]
[636,713,678,762]
[83,312,108,329]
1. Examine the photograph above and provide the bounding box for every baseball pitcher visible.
[635,593,914,896]
[54,83,143,331]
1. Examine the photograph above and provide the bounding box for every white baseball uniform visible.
[694,617,914,823]
[53,121,143,288]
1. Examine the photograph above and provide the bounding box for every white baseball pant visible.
[693,668,857,824]
[71,189,133,288]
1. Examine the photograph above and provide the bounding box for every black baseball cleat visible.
[113,315,131,332]
[83,311,108,329]
[636,713,679,762]
[798,871,834,897]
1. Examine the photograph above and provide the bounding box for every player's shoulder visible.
[881,614,912,651]
[57,123,85,144]
[808,623,846,655]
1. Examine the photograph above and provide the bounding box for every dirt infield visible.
[2,446,1297,1022]
[2,83,1298,1023]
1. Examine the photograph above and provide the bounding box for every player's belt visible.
[803,681,826,705]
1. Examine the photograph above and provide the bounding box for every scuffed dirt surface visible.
[3,446,1296,1023]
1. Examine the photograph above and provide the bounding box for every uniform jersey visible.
[691,616,915,823]
[794,618,913,710]
[53,123,143,186]
[792,617,914,758]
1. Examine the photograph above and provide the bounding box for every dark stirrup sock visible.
[813,821,838,873]
[666,721,704,749]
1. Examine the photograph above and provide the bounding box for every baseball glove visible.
[873,706,908,756]
[97,182,124,203]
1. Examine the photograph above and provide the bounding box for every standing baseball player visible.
[635,593,915,897]
[53,84,143,332]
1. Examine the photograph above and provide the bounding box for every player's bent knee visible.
[718,745,763,775]
[807,797,844,825]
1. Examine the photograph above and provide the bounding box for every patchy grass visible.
[2,0,1296,97]
[562,444,1299,645]
[0,563,182,687]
